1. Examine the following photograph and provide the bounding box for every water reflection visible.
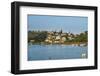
[28,44,88,61]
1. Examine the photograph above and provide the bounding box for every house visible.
[61,37,66,42]
[54,41,60,43]
[68,36,74,40]
[30,40,35,43]
[55,35,61,40]
[61,33,66,36]
[45,39,49,42]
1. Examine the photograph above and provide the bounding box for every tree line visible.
[28,30,88,43]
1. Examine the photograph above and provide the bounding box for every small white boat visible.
[81,53,86,58]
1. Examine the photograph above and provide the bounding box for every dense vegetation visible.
[28,31,48,42]
[66,31,88,42]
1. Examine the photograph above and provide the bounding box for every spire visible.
[61,29,62,33]
[59,29,62,34]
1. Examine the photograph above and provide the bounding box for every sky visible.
[28,15,88,34]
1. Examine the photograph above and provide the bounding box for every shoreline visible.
[29,42,87,46]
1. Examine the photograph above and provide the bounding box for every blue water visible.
[28,44,88,61]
